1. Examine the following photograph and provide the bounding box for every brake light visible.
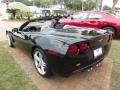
[79,42,89,53]
[108,35,112,42]
[68,44,78,56]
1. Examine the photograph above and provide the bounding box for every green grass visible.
[108,40,120,90]
[0,42,37,90]
[0,40,120,90]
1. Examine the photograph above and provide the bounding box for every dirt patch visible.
[4,45,113,90]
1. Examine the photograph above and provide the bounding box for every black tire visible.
[6,34,14,47]
[33,48,52,77]
[103,26,116,37]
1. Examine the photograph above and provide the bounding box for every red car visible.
[60,11,120,37]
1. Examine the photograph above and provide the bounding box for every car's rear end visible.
[46,28,112,75]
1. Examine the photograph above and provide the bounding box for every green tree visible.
[8,0,96,10]
[7,9,19,19]
[103,5,112,10]
[83,0,96,10]
[64,0,95,11]
[40,0,56,7]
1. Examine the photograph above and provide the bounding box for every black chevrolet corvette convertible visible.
[6,19,112,77]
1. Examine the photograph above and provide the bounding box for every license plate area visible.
[94,48,102,58]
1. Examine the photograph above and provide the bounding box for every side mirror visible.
[12,28,19,32]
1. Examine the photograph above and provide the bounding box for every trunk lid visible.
[49,27,111,45]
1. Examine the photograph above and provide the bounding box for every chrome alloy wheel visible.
[33,51,47,75]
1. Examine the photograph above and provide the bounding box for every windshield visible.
[27,21,51,27]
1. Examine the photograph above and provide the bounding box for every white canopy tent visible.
[29,6,39,13]
[8,2,30,12]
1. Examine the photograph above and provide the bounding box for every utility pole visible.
[112,0,119,12]
[81,0,85,11]
[96,0,103,11]
[82,0,84,11]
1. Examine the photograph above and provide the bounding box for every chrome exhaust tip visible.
[87,67,93,72]
[87,69,90,72]
[90,67,93,71]
[98,63,101,66]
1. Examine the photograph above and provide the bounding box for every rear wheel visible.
[33,48,52,77]
[6,34,14,47]
[103,26,116,37]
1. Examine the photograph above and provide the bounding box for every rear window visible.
[72,12,88,19]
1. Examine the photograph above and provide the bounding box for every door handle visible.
[81,21,84,22]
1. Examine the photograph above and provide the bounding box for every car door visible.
[72,12,89,27]
[83,13,103,28]
[12,22,34,53]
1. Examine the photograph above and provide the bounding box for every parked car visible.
[39,9,69,20]
[60,11,120,37]
[6,18,112,77]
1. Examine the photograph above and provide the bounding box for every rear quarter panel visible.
[33,36,69,55]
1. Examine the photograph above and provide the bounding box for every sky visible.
[103,0,113,8]
[103,0,120,8]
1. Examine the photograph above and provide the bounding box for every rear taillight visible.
[68,44,79,56]
[108,35,112,42]
[79,42,89,53]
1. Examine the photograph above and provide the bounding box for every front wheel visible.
[33,48,52,77]
[6,34,14,47]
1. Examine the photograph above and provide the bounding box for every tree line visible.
[2,0,97,10]
[2,0,120,11]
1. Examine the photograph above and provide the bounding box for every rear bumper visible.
[72,57,104,73]
[47,42,111,75]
